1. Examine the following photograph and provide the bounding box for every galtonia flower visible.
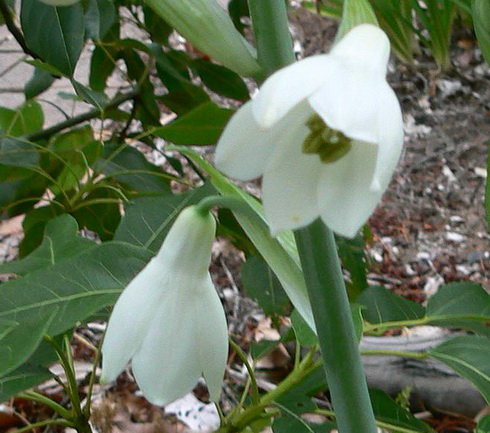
[101,206,228,406]
[215,24,404,238]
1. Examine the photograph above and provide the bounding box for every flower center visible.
[302,114,352,163]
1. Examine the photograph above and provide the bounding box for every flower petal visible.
[308,63,386,144]
[195,275,229,402]
[131,286,202,406]
[156,206,216,275]
[371,85,404,191]
[330,24,390,76]
[317,141,381,238]
[252,55,334,128]
[215,101,275,181]
[262,104,323,233]
[101,259,163,382]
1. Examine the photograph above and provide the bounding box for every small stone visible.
[446,232,464,242]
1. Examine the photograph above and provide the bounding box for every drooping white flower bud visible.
[101,205,228,405]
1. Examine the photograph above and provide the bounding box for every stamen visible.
[302,114,352,163]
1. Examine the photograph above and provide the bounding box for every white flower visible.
[101,206,228,406]
[215,24,404,238]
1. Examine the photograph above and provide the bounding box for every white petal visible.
[308,64,386,144]
[371,85,403,191]
[317,141,381,238]
[195,276,229,402]
[102,206,216,385]
[331,24,390,76]
[252,55,333,128]
[101,259,163,382]
[131,285,202,406]
[262,105,322,233]
[215,101,275,181]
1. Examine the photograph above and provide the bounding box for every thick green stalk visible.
[295,220,377,433]
[247,0,295,77]
[246,4,377,433]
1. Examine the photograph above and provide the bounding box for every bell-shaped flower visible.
[143,0,260,77]
[101,206,228,406]
[215,24,404,238]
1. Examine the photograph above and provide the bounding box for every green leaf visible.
[153,102,235,145]
[121,48,160,125]
[174,146,315,332]
[85,0,116,41]
[72,80,108,109]
[426,282,490,335]
[291,310,317,346]
[336,234,368,298]
[190,59,250,101]
[0,101,44,136]
[114,184,214,253]
[0,137,39,168]
[71,187,121,240]
[0,364,52,401]
[429,335,490,403]
[151,46,210,114]
[24,59,64,77]
[476,414,490,433]
[25,68,56,100]
[370,389,434,433]
[0,335,64,401]
[0,214,95,275]
[0,241,151,343]
[337,0,378,40]
[143,6,172,45]
[273,407,334,433]
[357,286,425,324]
[473,0,490,65]
[20,0,85,77]
[95,141,170,194]
[19,205,64,257]
[48,126,100,193]
[0,309,57,377]
[89,45,119,92]
[242,255,290,316]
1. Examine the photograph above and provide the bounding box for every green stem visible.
[25,89,139,142]
[295,220,377,433]
[218,349,321,433]
[196,195,253,216]
[229,338,260,404]
[361,349,428,359]
[247,0,295,77]
[363,317,429,334]
[9,419,75,433]
[18,391,72,420]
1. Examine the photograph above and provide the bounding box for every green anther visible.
[302,114,352,163]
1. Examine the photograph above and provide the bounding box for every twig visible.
[25,88,139,141]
